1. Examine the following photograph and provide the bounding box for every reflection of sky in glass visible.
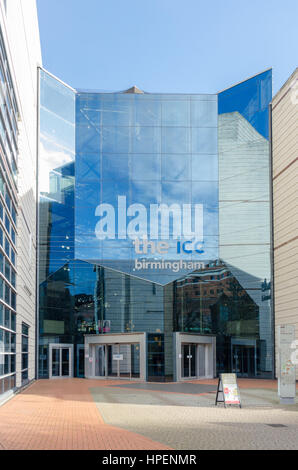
[39,70,75,195]
[218,69,272,139]
[39,70,76,279]
[75,92,219,283]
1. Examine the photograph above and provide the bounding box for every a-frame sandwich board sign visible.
[215,373,241,408]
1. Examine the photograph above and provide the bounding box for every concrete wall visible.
[0,0,41,388]
[272,68,298,379]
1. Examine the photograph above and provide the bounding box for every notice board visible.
[215,373,241,407]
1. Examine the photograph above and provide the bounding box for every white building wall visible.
[0,0,41,388]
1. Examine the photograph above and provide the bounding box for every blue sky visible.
[36,0,297,94]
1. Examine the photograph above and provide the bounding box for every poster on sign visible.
[215,373,241,408]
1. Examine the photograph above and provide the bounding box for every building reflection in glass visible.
[38,68,273,381]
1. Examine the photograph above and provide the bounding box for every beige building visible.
[272,68,298,378]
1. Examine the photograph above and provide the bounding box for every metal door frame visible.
[182,343,197,378]
[106,342,138,379]
[76,343,85,378]
[49,343,74,379]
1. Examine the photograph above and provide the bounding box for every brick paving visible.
[0,379,171,450]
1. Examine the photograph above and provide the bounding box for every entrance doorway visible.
[175,333,216,381]
[181,343,208,378]
[85,333,146,381]
[49,344,73,379]
[77,344,85,378]
[94,343,140,379]
[182,344,196,378]
[232,344,256,377]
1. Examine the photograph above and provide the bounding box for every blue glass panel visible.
[76,153,101,182]
[192,154,218,181]
[162,181,191,205]
[133,127,161,153]
[131,154,161,181]
[162,154,190,181]
[218,69,272,139]
[101,126,131,153]
[191,99,217,127]
[76,123,100,152]
[162,127,190,154]
[100,95,132,127]
[191,128,217,154]
[102,154,130,181]
[134,97,161,126]
[162,100,190,126]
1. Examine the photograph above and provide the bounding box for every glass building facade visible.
[38,68,273,381]
[0,27,19,395]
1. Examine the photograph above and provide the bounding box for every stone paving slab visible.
[92,388,298,450]
[109,382,217,394]
[91,385,298,409]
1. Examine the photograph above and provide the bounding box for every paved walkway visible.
[0,379,171,450]
[0,378,297,450]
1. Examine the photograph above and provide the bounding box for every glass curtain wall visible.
[38,69,273,380]
[38,69,75,375]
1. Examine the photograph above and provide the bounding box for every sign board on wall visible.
[278,324,296,404]
[215,373,241,408]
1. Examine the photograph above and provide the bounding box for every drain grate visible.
[266,424,287,428]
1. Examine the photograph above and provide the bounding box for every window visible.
[4,282,9,304]
[5,191,10,212]
[11,205,16,225]
[10,248,15,266]
[4,307,9,328]
[11,269,15,287]
[11,291,15,310]
[5,213,9,233]
[10,312,15,331]
[21,323,29,384]
[4,237,9,256]
[4,258,10,282]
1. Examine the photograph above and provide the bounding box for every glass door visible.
[95,345,106,377]
[119,344,131,378]
[182,344,197,378]
[77,344,85,378]
[106,343,140,379]
[232,345,255,377]
[49,344,73,378]
[51,347,60,377]
[131,344,140,378]
[107,344,119,377]
[61,348,70,376]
